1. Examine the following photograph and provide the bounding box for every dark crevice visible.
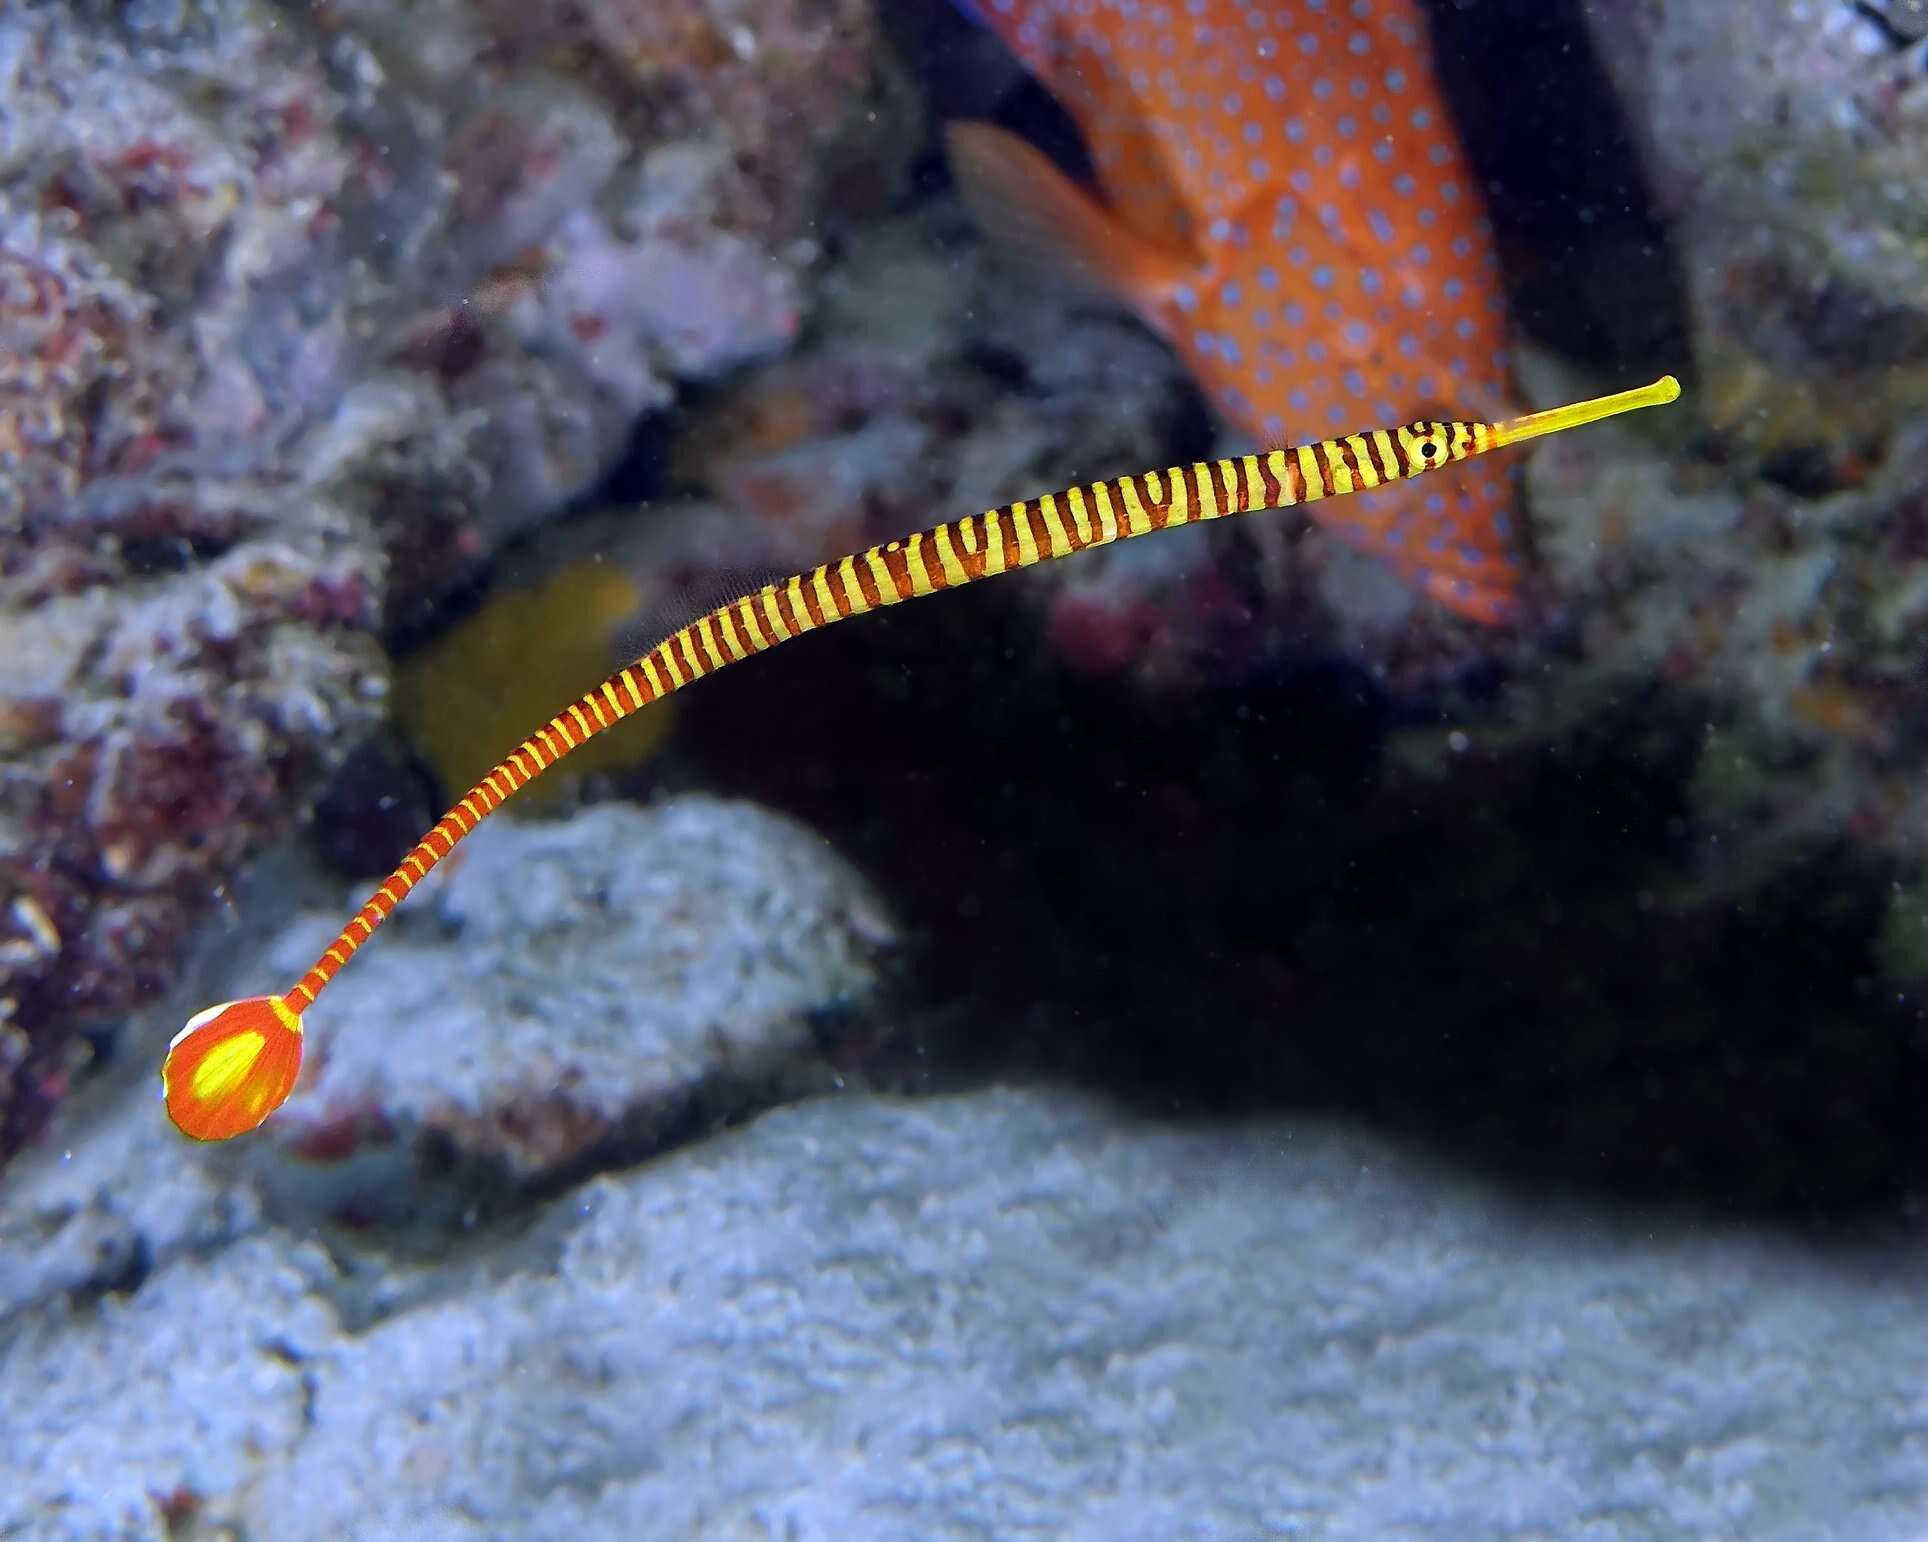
[673,590,1928,1230]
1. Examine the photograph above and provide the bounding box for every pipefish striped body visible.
[163,377,1681,1142]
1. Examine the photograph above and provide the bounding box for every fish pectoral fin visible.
[945,121,1194,335]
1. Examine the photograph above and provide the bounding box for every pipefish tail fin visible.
[162,996,303,1141]
[164,375,1681,1140]
[610,563,793,666]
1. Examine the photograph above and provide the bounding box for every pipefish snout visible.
[163,376,1681,1142]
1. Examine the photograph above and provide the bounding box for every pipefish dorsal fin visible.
[162,376,1681,1142]
[609,562,795,666]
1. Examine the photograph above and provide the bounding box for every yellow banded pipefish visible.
[162,376,1682,1143]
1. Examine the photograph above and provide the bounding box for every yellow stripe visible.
[1350,435,1382,489]
[294,982,315,1003]
[461,797,481,823]
[1093,481,1120,542]
[838,555,868,616]
[1324,443,1355,496]
[326,947,346,966]
[657,642,687,688]
[1240,455,1264,510]
[600,681,624,718]
[1009,503,1038,567]
[677,629,708,676]
[1144,469,1166,508]
[1066,485,1093,545]
[403,857,424,879]
[1038,492,1070,557]
[1371,430,1400,480]
[786,576,815,632]
[696,616,726,670]
[906,532,936,595]
[933,523,968,587]
[1266,450,1295,505]
[1471,421,1493,454]
[1120,478,1152,535]
[981,512,1007,575]
[957,515,980,555]
[1166,468,1193,526]
[483,773,506,800]
[760,587,790,642]
[619,669,643,708]
[811,565,839,622]
[864,546,897,604]
[734,600,762,649]
[1296,445,1327,500]
[1190,464,1216,522]
[569,702,595,736]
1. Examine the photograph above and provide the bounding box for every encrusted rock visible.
[256,796,895,1184]
[0,0,906,1163]
[7,1086,1923,1537]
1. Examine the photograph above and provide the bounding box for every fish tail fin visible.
[945,121,1193,334]
[162,995,305,1141]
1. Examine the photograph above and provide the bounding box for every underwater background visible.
[4,0,1928,1534]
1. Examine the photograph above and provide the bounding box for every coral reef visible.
[1524,1,1928,914]
[1583,0,1928,455]
[5,1080,1925,1537]
[257,797,895,1187]
[0,0,904,1161]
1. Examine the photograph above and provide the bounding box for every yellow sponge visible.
[394,559,670,809]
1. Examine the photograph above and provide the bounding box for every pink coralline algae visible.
[0,0,905,1166]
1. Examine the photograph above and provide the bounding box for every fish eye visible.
[1406,424,1445,466]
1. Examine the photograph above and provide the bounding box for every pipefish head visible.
[161,994,304,1141]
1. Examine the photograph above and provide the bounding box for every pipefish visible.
[164,376,1681,1142]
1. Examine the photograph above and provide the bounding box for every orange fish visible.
[946,0,1522,623]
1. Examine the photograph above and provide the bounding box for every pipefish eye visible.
[1404,423,1448,468]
